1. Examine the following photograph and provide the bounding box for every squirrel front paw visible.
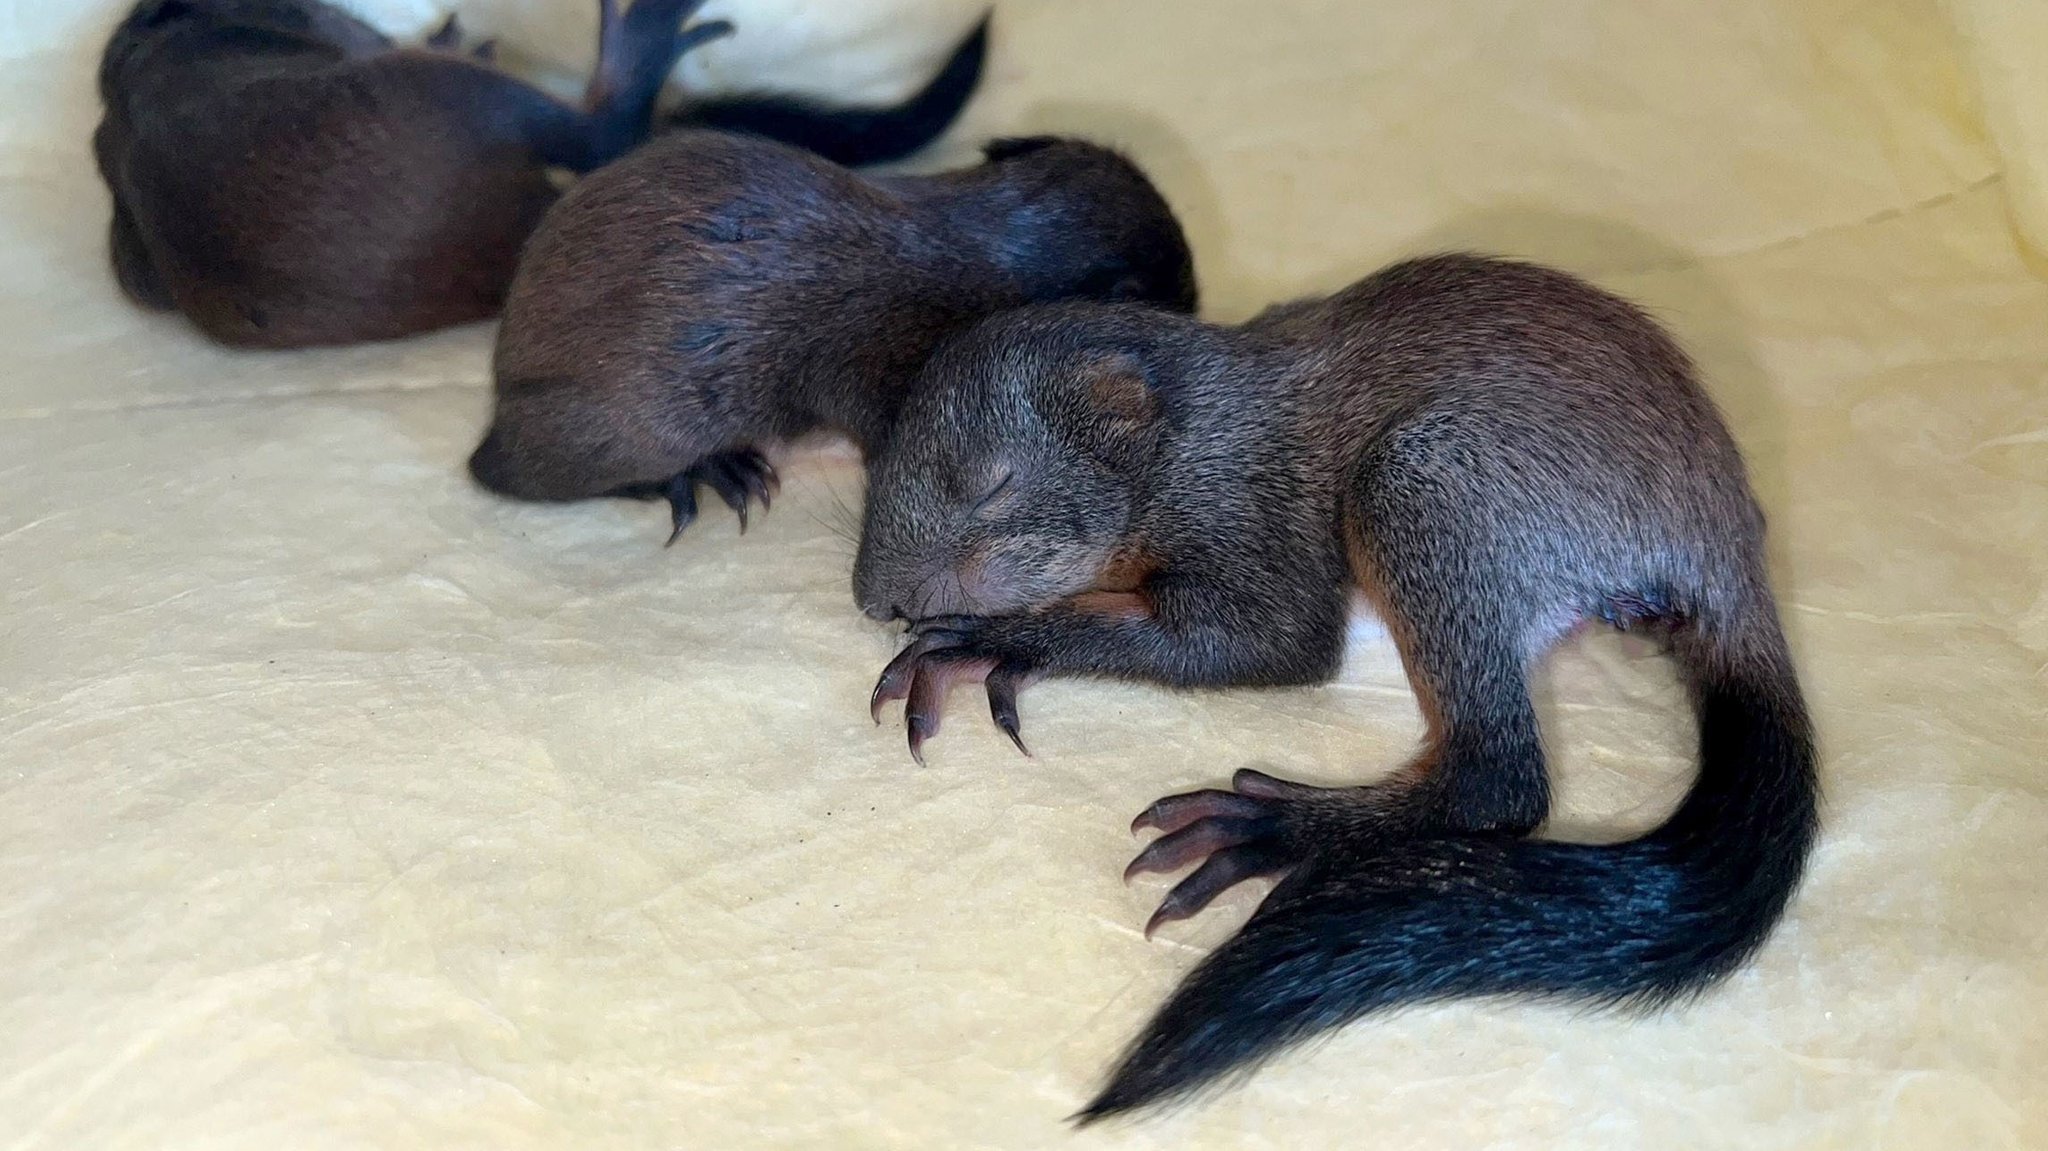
[869,618,1039,764]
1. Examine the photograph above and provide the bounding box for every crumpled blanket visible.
[0,0,2042,1147]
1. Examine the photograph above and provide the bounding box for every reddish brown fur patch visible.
[1095,542,1162,592]
[1065,543,1163,620]
[1068,590,1154,620]
[1087,354,1159,425]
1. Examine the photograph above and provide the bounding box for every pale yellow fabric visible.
[1946,0,2048,263]
[2,1,2044,1148]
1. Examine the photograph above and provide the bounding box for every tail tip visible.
[1068,1089,1136,1128]
[1069,1060,1184,1127]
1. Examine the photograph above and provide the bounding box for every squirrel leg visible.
[868,575,1346,763]
[1124,533,1558,933]
[552,0,732,170]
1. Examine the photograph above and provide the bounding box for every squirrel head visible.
[974,137,1199,314]
[854,304,1180,623]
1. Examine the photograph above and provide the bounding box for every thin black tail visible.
[669,15,988,166]
[1081,602,1818,1121]
[554,0,734,173]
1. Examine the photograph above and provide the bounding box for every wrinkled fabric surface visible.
[2,0,2045,1148]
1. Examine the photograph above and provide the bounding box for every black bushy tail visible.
[1081,599,1819,1121]
[669,15,988,166]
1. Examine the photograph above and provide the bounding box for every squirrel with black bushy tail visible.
[853,253,1819,1119]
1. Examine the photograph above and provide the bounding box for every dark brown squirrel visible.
[851,254,1818,1120]
[468,132,1198,542]
[92,0,989,349]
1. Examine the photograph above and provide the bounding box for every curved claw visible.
[870,663,911,723]
[867,629,1014,762]
[651,447,772,546]
[900,653,996,763]
[1125,770,1383,937]
[869,630,970,717]
[870,634,948,721]
[1143,847,1286,937]
[1232,767,1319,800]
[1124,816,1262,881]
[904,661,947,752]
[698,457,751,531]
[1131,788,1269,835]
[985,663,1030,757]
[907,713,932,766]
[663,475,700,548]
[990,701,1028,757]
[734,449,777,511]
[868,622,1044,762]
[684,450,778,534]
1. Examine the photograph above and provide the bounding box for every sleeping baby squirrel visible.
[852,253,1818,1120]
[470,132,1198,542]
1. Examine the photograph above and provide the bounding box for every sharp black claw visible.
[729,449,776,514]
[989,694,1028,757]
[986,663,1030,757]
[681,449,777,533]
[998,719,1029,757]
[663,473,699,547]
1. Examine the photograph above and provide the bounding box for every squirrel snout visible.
[467,427,521,495]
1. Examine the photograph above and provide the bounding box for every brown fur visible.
[469,131,1198,537]
[93,0,729,348]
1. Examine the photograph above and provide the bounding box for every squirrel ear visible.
[1086,354,1160,427]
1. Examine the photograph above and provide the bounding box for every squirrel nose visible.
[862,601,905,623]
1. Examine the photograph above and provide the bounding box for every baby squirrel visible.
[93,0,988,348]
[470,132,1198,542]
[852,254,1817,1119]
